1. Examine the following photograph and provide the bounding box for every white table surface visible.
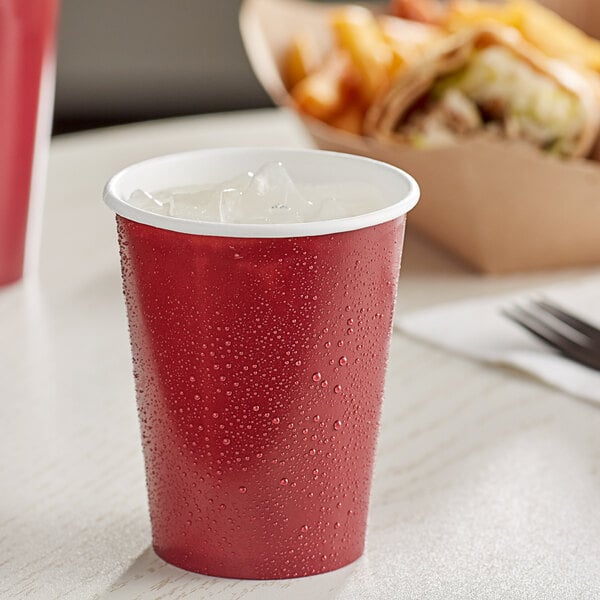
[1,108,600,600]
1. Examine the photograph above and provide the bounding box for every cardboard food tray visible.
[240,0,600,274]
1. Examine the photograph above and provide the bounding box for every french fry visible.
[378,15,444,65]
[331,7,396,103]
[512,0,600,71]
[445,0,523,31]
[291,51,355,122]
[446,0,600,71]
[284,32,321,90]
[328,105,365,135]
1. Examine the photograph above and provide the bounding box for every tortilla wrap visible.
[365,26,600,158]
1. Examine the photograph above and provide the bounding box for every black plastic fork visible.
[503,299,600,372]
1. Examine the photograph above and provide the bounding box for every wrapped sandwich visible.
[364,26,600,158]
[242,0,600,273]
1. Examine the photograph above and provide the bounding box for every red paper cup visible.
[104,148,419,579]
[0,0,59,287]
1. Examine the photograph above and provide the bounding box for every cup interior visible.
[103,147,419,238]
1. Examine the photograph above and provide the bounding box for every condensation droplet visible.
[333,420,342,430]
[223,438,231,445]
[339,356,348,366]
[334,385,342,394]
[280,478,289,486]
[312,372,322,382]
[272,417,280,425]
[239,486,247,494]
[313,415,321,423]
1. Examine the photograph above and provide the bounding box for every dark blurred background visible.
[53,0,273,134]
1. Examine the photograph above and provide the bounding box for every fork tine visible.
[503,308,565,352]
[503,307,600,371]
[513,306,594,354]
[534,299,600,344]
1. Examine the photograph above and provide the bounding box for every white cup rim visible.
[103,147,420,238]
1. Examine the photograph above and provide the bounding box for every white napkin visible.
[395,276,600,404]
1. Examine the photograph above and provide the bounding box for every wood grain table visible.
[1,108,599,600]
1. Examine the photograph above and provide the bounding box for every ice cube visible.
[314,196,347,221]
[129,189,171,215]
[158,185,221,221]
[130,185,224,221]
[128,163,387,224]
[219,162,316,224]
[216,172,255,223]
[306,181,387,221]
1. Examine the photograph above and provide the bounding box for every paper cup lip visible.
[103,147,420,238]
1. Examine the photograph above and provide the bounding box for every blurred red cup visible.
[0,0,59,287]
[103,148,419,579]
